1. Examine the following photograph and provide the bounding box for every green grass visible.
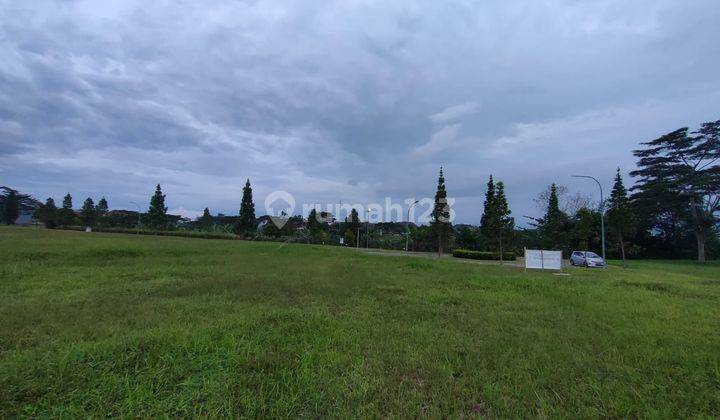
[1,227,719,417]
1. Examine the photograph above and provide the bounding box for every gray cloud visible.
[1,0,719,223]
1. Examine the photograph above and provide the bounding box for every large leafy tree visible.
[235,179,256,236]
[147,184,168,229]
[1,187,41,224]
[431,167,453,255]
[35,197,58,228]
[1,188,20,224]
[343,229,356,247]
[631,121,720,262]
[606,168,636,265]
[455,225,480,250]
[81,198,96,227]
[572,207,600,253]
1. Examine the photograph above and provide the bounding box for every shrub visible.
[452,249,516,261]
[59,226,239,240]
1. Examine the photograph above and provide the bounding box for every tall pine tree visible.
[35,197,58,228]
[494,181,514,263]
[431,167,452,256]
[147,184,168,229]
[96,197,109,227]
[479,175,496,248]
[96,197,108,215]
[307,208,322,239]
[235,179,256,236]
[81,197,96,227]
[348,208,360,234]
[58,193,76,226]
[199,207,212,231]
[607,168,636,265]
[480,175,496,227]
[538,183,569,251]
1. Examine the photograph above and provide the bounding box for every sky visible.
[1,0,719,224]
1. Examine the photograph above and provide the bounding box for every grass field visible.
[1,227,719,417]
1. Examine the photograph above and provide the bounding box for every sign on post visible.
[524,249,562,271]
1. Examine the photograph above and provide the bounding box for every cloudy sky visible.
[1,0,719,224]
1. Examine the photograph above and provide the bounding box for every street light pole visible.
[129,201,141,235]
[365,209,370,249]
[572,175,606,263]
[405,200,419,252]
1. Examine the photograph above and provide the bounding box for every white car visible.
[570,251,606,267]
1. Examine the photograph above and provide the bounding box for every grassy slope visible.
[1,227,718,417]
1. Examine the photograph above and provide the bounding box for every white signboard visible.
[525,249,562,270]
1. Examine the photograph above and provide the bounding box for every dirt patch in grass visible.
[614,280,677,294]
[16,251,59,262]
[82,248,147,259]
[696,279,720,286]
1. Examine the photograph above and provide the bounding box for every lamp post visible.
[365,209,370,249]
[405,200,419,252]
[129,201,141,235]
[572,175,606,263]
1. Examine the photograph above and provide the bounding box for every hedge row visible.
[59,226,239,240]
[452,249,517,261]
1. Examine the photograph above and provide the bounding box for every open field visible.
[1,227,719,417]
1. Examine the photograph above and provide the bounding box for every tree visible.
[536,183,569,251]
[347,208,361,243]
[494,181,514,263]
[572,207,600,257]
[147,184,168,229]
[606,168,636,265]
[198,207,213,231]
[95,197,109,227]
[455,225,480,250]
[81,197,96,227]
[480,175,495,229]
[431,167,452,256]
[1,187,40,224]
[344,229,356,247]
[631,121,720,262]
[480,178,514,262]
[58,193,76,226]
[1,188,19,224]
[96,197,108,215]
[307,208,322,237]
[35,197,58,228]
[235,179,256,236]
[534,184,592,218]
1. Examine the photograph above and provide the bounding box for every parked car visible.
[570,251,606,267]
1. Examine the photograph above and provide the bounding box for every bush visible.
[59,226,239,240]
[453,249,516,261]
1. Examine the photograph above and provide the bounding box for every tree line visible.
[454,119,719,262]
[2,119,717,261]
